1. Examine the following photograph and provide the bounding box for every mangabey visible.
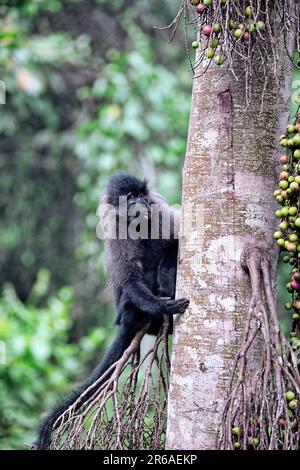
[36,172,189,449]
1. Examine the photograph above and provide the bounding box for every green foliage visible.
[0,0,190,450]
[73,34,190,273]
[0,7,89,298]
[75,46,190,204]
[0,281,106,449]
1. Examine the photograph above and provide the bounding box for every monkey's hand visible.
[164,298,189,315]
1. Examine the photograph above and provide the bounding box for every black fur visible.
[36,172,189,449]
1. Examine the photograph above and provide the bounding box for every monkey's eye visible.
[139,194,148,202]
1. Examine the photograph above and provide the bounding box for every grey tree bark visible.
[166,37,295,450]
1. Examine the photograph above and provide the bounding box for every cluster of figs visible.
[231,388,298,450]
[190,0,266,65]
[229,120,300,450]
[231,425,259,450]
[273,120,300,347]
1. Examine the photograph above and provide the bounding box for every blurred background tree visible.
[0,0,298,450]
[0,0,190,449]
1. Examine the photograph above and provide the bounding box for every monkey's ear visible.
[143,177,150,193]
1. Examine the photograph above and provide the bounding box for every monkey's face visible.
[126,194,151,224]
[105,172,151,224]
[100,173,155,238]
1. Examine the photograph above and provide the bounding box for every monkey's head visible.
[98,172,177,241]
[105,172,151,223]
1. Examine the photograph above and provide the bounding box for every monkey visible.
[36,172,189,450]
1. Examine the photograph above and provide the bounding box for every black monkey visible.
[36,172,189,449]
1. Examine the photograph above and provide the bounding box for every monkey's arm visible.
[122,277,188,318]
[125,280,163,314]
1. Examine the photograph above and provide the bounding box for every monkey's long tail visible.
[36,328,134,450]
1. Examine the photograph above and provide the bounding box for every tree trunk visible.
[166,37,295,450]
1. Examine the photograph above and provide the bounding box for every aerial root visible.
[48,317,171,450]
[218,246,300,450]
